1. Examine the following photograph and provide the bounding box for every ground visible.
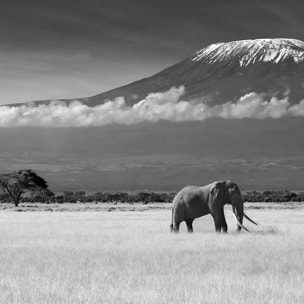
[0,203,304,303]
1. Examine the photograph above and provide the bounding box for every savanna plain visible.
[0,204,304,304]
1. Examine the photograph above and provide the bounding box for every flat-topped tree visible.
[0,169,48,207]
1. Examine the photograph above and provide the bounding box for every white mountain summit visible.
[192,38,304,66]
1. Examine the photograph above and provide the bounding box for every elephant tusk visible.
[244,212,258,225]
[232,213,250,232]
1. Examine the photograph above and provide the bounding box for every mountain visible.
[9,38,304,107]
[86,38,304,106]
[1,38,304,191]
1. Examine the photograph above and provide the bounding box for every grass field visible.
[0,205,304,303]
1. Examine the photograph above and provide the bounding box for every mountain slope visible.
[8,38,304,107]
[86,38,304,106]
[1,118,304,190]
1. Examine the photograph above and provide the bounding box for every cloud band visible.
[0,86,303,127]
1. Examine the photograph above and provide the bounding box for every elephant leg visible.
[220,209,228,233]
[172,221,180,233]
[186,219,194,233]
[211,208,227,233]
[211,212,222,233]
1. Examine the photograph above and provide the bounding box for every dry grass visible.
[0,208,304,303]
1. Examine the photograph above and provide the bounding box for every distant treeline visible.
[243,190,304,203]
[0,191,175,204]
[52,191,176,204]
[1,189,304,204]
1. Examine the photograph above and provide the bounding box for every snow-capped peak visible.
[192,38,304,66]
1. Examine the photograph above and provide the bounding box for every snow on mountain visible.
[192,38,304,66]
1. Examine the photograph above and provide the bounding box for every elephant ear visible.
[210,182,221,200]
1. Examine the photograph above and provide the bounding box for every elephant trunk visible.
[228,182,257,232]
[231,198,249,232]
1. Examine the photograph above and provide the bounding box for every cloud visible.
[0,86,303,127]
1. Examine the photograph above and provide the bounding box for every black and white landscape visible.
[1,1,304,303]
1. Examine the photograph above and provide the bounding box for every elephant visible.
[170,180,257,233]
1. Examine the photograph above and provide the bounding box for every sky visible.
[1,0,304,105]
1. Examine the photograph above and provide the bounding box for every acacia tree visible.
[0,169,48,206]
